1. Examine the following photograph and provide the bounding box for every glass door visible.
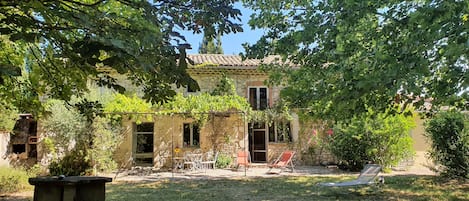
[249,123,267,162]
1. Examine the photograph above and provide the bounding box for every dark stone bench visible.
[29,176,112,201]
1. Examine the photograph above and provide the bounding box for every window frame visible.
[183,123,200,147]
[269,121,292,143]
[247,86,269,110]
[133,122,154,164]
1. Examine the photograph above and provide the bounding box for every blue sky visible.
[181,3,265,55]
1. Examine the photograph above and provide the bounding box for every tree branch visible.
[27,44,57,84]
[59,0,104,7]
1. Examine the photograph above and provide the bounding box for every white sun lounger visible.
[318,164,382,187]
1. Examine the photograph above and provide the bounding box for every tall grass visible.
[0,166,35,194]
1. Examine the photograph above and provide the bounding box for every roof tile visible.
[187,54,284,67]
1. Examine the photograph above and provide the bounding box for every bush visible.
[216,153,232,169]
[88,117,121,173]
[49,149,92,176]
[425,111,469,179]
[329,108,415,171]
[0,166,34,194]
[43,99,122,175]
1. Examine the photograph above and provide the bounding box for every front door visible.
[249,122,267,162]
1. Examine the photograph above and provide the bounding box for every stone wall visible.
[294,117,337,166]
[267,143,293,162]
[115,113,247,170]
[408,116,432,168]
[0,131,9,166]
[411,116,430,152]
[113,120,134,169]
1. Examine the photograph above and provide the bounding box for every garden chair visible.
[201,151,219,170]
[236,150,251,169]
[183,151,203,171]
[318,164,382,187]
[266,150,296,174]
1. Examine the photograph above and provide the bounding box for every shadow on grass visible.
[106,175,469,201]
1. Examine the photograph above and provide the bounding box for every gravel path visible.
[108,164,435,182]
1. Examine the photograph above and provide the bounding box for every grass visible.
[106,175,469,201]
[0,166,34,195]
[3,174,468,201]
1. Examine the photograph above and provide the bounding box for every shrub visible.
[329,108,415,171]
[88,117,121,173]
[0,166,34,194]
[425,111,469,179]
[216,153,232,169]
[43,99,122,175]
[49,149,92,176]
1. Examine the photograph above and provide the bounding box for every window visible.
[269,121,292,142]
[135,123,154,154]
[12,144,26,154]
[183,123,200,147]
[248,87,268,110]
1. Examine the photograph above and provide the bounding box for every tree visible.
[199,33,224,54]
[0,0,242,115]
[243,0,469,120]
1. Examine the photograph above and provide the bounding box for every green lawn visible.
[106,175,469,201]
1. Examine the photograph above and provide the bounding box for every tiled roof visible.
[187,54,285,67]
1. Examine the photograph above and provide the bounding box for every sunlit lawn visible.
[106,175,469,201]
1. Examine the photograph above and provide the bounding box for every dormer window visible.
[248,87,268,110]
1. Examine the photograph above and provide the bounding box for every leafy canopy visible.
[243,0,469,120]
[0,0,242,115]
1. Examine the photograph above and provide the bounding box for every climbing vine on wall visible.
[103,93,154,124]
[160,93,251,125]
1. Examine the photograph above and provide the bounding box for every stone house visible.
[114,54,314,169]
[2,114,38,166]
[113,54,431,170]
[0,54,429,170]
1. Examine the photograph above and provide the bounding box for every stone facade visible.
[0,131,10,166]
[116,113,248,169]
[113,54,304,169]
[111,54,431,169]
